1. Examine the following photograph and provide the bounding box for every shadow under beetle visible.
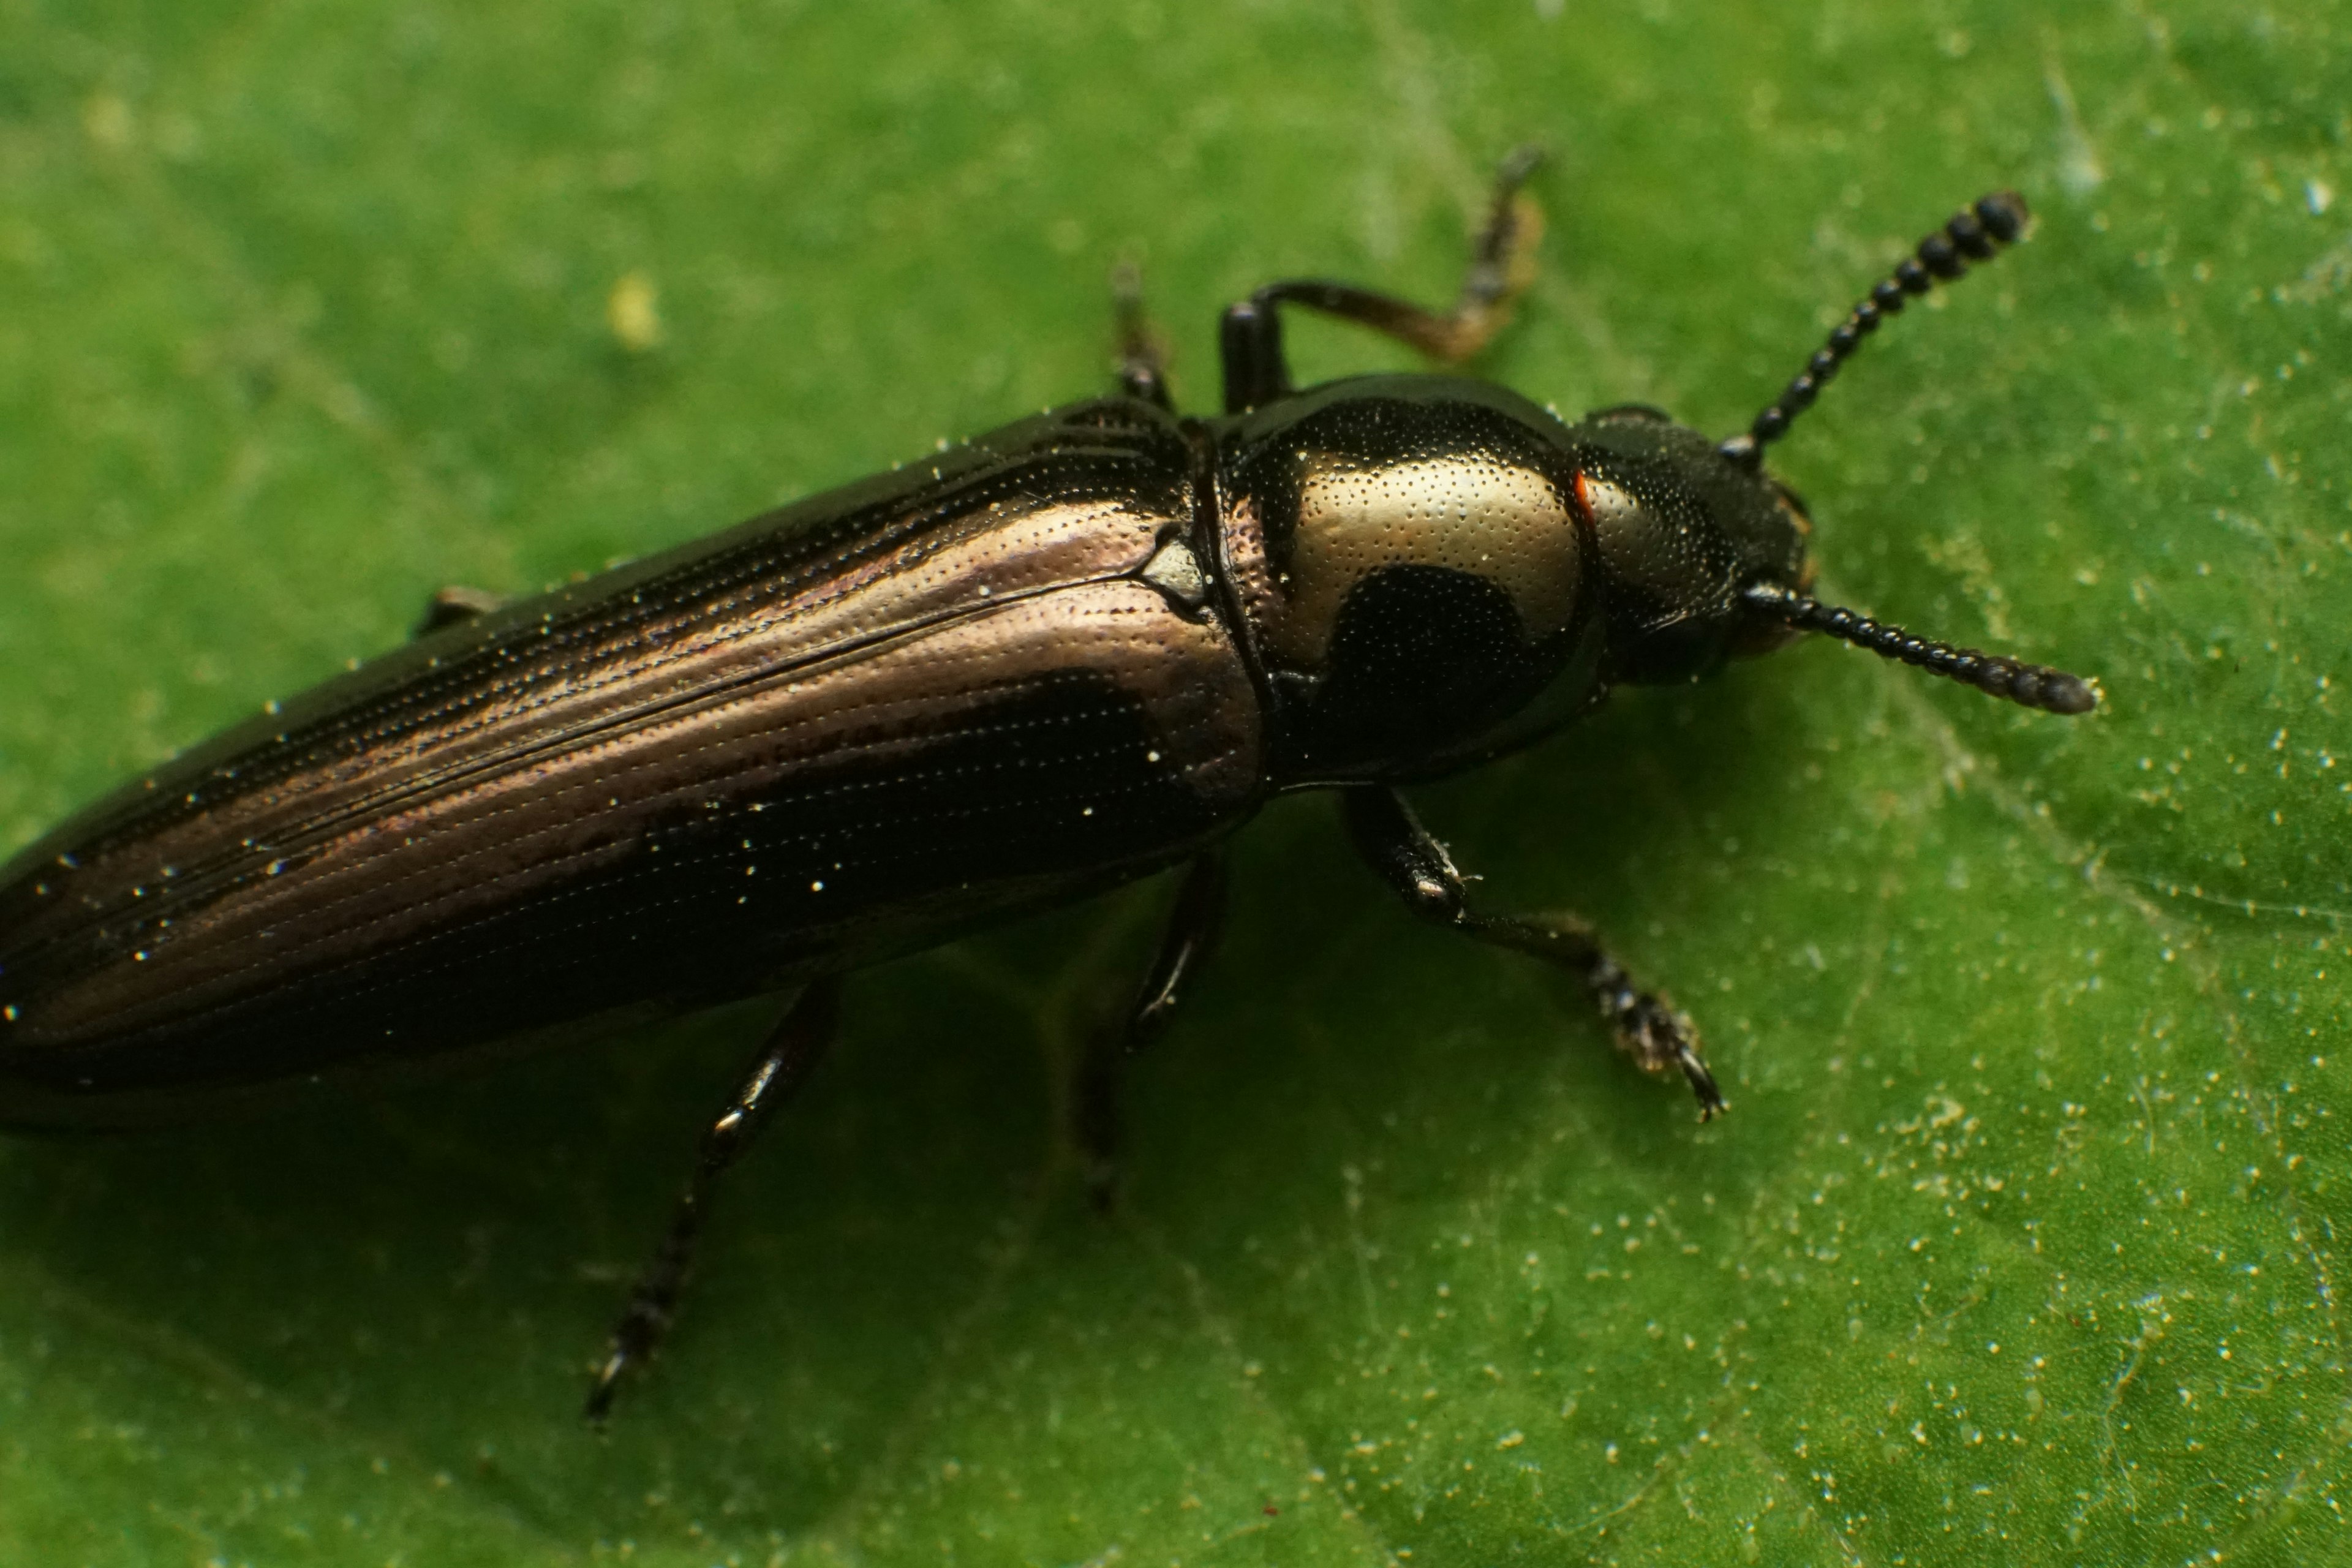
[0,151,2096,1419]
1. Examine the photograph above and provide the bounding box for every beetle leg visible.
[1111,260,1175,410]
[413,585,505,637]
[1218,145,1545,413]
[1339,785,1725,1119]
[1216,296,1289,415]
[584,976,842,1423]
[1077,850,1228,1209]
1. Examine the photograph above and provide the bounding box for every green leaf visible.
[3,1,2347,1561]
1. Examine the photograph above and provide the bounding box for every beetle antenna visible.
[1741,581,2096,714]
[1719,192,2031,469]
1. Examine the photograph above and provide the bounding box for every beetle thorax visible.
[1215,375,1603,783]
[1262,448,1582,668]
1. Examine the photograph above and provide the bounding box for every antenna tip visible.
[2035,671,2098,715]
[1976,190,2030,242]
[1967,659,2098,714]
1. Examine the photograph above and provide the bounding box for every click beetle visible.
[0,152,2095,1418]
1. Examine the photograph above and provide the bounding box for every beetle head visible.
[1562,403,1814,687]
[1586,188,2095,717]
[1216,186,2096,791]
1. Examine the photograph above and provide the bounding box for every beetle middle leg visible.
[1219,145,1546,413]
[1339,785,1725,1118]
[584,976,842,1422]
[1076,850,1227,1209]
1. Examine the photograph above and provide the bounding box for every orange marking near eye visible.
[1570,470,1597,524]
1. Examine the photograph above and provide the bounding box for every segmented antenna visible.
[1743,581,2096,714]
[1719,192,2030,469]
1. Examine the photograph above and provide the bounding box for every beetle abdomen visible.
[0,400,1261,1127]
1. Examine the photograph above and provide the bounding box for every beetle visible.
[0,152,2094,1419]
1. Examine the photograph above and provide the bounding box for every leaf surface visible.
[2,2,2347,1562]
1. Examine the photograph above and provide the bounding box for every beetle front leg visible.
[1218,145,1546,414]
[1076,851,1227,1209]
[584,976,842,1422]
[1339,785,1724,1118]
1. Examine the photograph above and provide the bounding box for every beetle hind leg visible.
[1076,851,1227,1210]
[584,977,842,1423]
[1340,785,1724,1118]
[1219,145,1547,413]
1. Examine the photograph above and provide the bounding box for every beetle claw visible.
[1676,1041,1728,1121]
[1605,985,1723,1118]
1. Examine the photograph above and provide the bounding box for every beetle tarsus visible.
[1461,909,1722,1118]
[585,976,841,1423]
[1580,946,1723,1119]
[1078,851,1227,1210]
[1340,786,1722,1117]
[1216,146,1547,413]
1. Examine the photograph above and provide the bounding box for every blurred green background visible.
[2,1,2348,1562]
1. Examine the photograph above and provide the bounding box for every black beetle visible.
[0,152,2094,1417]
